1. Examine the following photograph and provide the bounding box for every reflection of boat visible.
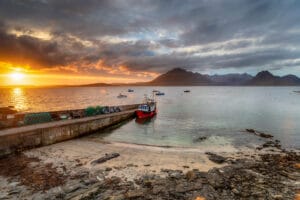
[184,90,190,93]
[117,93,127,98]
[155,92,165,96]
[128,89,134,92]
[135,117,154,124]
[136,95,157,119]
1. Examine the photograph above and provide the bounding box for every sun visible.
[9,72,25,81]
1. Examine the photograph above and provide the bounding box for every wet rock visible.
[262,141,281,149]
[126,163,138,167]
[125,190,145,198]
[8,182,20,187]
[272,194,283,199]
[246,128,255,133]
[8,188,22,195]
[205,152,226,164]
[63,183,83,194]
[113,166,125,170]
[0,193,10,200]
[104,176,122,186]
[105,167,112,171]
[207,168,225,188]
[163,170,183,179]
[193,136,207,143]
[82,179,94,186]
[91,153,120,165]
[231,188,239,194]
[259,132,274,138]
[256,146,263,150]
[245,129,273,138]
[257,140,282,150]
[160,168,171,173]
[106,194,125,200]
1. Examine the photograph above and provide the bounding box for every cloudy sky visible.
[0,0,300,85]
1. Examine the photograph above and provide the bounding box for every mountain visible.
[210,73,253,85]
[281,75,300,85]
[148,68,213,85]
[247,71,300,86]
[147,68,300,86]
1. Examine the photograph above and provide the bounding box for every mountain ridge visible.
[147,68,300,86]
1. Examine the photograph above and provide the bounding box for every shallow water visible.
[1,86,299,148]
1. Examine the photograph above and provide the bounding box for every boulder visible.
[206,152,226,164]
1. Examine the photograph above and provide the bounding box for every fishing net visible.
[24,112,52,125]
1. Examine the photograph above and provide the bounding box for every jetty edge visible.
[0,104,139,158]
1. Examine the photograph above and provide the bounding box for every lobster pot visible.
[24,112,52,125]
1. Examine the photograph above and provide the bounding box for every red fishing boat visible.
[136,95,157,119]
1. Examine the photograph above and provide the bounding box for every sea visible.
[0,86,299,149]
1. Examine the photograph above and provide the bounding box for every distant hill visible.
[246,71,300,86]
[210,73,253,85]
[148,68,213,85]
[80,83,112,87]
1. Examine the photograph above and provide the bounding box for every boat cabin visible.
[138,103,155,112]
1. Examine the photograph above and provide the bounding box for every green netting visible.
[24,112,52,125]
[85,107,97,116]
[95,106,103,115]
[85,106,103,116]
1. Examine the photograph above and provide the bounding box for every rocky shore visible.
[69,143,300,200]
[0,135,299,200]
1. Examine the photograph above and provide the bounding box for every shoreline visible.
[0,136,299,199]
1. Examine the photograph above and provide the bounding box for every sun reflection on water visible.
[10,88,28,111]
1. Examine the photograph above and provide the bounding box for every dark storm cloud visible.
[0,0,300,75]
[0,22,73,67]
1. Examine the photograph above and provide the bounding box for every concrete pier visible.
[0,104,139,157]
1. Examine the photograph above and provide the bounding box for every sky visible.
[0,0,300,86]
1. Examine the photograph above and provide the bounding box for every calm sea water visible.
[0,86,299,149]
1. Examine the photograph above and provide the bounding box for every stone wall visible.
[0,106,138,157]
[1,103,140,129]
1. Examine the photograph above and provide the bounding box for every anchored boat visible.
[136,95,157,119]
[117,93,127,98]
[155,91,165,96]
